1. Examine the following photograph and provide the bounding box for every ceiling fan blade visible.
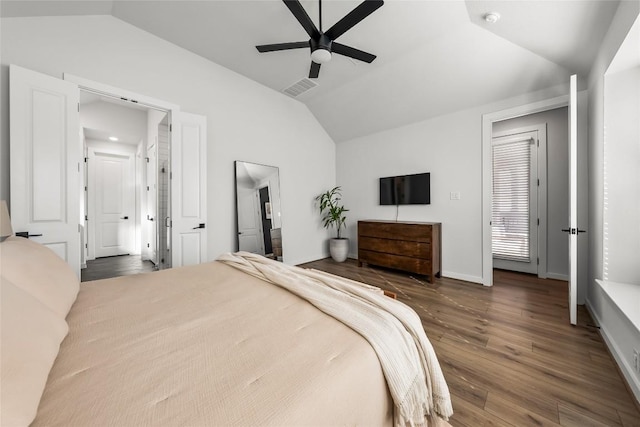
[256,41,309,53]
[332,43,376,63]
[309,61,321,78]
[283,0,320,39]
[325,0,383,40]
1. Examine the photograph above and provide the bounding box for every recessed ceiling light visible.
[484,12,501,23]
[109,136,119,141]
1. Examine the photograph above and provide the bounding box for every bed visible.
[1,235,452,426]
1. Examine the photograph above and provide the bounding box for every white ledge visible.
[596,279,640,332]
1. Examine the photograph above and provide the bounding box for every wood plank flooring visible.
[299,258,640,427]
[81,255,156,282]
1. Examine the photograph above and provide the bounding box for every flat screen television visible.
[380,172,430,205]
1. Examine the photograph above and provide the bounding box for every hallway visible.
[81,255,155,282]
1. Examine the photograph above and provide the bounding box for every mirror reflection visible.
[235,161,283,261]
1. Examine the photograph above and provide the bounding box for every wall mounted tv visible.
[380,173,431,205]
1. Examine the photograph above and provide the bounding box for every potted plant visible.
[315,186,349,262]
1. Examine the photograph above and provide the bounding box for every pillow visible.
[0,276,69,426]
[0,236,79,318]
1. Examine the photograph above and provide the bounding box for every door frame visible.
[87,145,136,260]
[482,95,568,286]
[64,73,179,268]
[491,125,547,277]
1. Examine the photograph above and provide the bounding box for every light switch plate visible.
[450,192,461,200]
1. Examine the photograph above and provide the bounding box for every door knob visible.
[561,228,587,235]
[192,223,206,230]
[121,216,129,220]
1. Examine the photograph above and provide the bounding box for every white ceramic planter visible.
[329,238,349,262]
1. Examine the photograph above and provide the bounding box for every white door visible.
[92,150,135,258]
[146,144,158,264]
[567,74,579,325]
[9,64,80,277]
[237,189,264,254]
[491,131,539,274]
[171,112,207,267]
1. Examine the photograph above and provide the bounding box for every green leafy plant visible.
[315,186,349,239]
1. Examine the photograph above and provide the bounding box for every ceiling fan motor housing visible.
[310,34,333,53]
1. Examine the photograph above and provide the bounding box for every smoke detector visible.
[484,12,501,23]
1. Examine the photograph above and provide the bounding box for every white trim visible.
[64,73,179,112]
[87,146,136,258]
[585,299,640,404]
[482,95,569,286]
[63,73,181,269]
[441,271,484,285]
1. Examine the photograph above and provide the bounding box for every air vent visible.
[283,78,318,97]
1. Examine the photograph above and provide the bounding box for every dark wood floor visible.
[299,258,640,427]
[81,255,156,282]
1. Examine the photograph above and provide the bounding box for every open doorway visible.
[482,92,589,290]
[491,107,568,281]
[79,91,170,281]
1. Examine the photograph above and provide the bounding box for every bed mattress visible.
[32,261,393,426]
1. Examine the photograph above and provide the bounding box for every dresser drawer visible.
[359,236,430,258]
[359,250,432,275]
[358,221,432,243]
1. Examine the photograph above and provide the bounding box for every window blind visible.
[492,137,532,262]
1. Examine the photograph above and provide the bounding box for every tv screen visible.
[380,173,430,205]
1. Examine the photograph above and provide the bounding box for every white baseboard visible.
[289,252,329,266]
[441,271,484,285]
[546,272,569,281]
[585,299,640,405]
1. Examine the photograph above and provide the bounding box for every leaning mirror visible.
[235,161,283,261]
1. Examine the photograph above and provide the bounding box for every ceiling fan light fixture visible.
[311,48,332,64]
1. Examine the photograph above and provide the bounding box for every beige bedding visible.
[32,261,393,426]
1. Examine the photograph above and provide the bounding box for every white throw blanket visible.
[217,252,453,427]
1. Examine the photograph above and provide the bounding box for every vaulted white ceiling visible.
[1,0,620,142]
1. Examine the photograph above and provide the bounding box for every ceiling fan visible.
[256,0,384,79]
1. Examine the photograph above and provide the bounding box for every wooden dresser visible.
[357,220,441,283]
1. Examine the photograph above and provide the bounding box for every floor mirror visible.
[234,161,283,261]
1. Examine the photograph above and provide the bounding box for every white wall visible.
[587,2,640,403]
[603,66,640,284]
[337,84,573,284]
[0,15,336,265]
[492,107,569,279]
